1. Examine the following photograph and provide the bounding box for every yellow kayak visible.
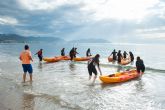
[120,58,131,65]
[73,57,92,61]
[108,56,114,62]
[43,56,70,62]
[100,70,142,83]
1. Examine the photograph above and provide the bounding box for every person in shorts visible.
[19,45,33,83]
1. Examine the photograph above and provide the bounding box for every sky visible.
[0,0,165,43]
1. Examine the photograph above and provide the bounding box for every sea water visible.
[0,43,165,110]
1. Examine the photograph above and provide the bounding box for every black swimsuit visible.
[88,58,99,76]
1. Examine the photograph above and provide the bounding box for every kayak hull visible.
[43,56,70,62]
[108,56,114,62]
[99,70,142,83]
[120,58,131,65]
[73,57,92,61]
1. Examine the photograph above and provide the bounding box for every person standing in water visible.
[61,48,65,56]
[129,51,134,62]
[74,48,79,58]
[69,47,75,61]
[35,49,43,62]
[110,49,117,60]
[86,48,92,57]
[88,54,102,84]
[123,51,128,59]
[136,56,145,76]
[117,50,122,63]
[19,45,33,83]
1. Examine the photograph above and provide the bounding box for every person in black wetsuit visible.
[136,56,145,76]
[61,48,65,56]
[110,49,117,60]
[88,54,102,84]
[73,48,79,58]
[69,48,75,61]
[117,50,122,63]
[129,51,134,62]
[86,48,92,57]
[123,51,128,59]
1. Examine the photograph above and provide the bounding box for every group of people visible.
[19,45,145,84]
[110,49,134,63]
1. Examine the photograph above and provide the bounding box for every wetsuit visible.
[129,52,134,61]
[61,49,65,56]
[136,59,145,73]
[88,58,99,76]
[86,49,91,57]
[69,48,75,60]
[123,51,128,59]
[111,51,117,60]
[37,50,43,61]
[117,52,122,63]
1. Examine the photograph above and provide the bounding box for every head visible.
[113,49,115,52]
[118,50,121,53]
[137,56,140,61]
[24,45,29,50]
[40,49,43,51]
[95,54,100,59]
[129,51,132,54]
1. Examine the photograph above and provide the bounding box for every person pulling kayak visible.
[88,54,102,84]
[136,56,145,76]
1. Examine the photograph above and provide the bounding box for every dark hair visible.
[95,54,100,59]
[24,45,29,50]
[137,56,140,61]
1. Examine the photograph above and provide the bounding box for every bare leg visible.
[89,75,92,80]
[23,73,26,83]
[30,74,33,82]
[92,75,97,84]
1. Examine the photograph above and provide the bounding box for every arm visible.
[29,52,33,62]
[97,63,102,75]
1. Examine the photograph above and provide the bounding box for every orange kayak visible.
[120,58,131,65]
[108,56,113,62]
[73,57,92,61]
[100,70,142,83]
[43,56,70,62]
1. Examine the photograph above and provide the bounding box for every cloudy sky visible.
[0,0,165,43]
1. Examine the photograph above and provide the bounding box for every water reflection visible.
[135,79,145,92]
[69,62,75,72]
[117,65,122,72]
[22,94,35,110]
[130,61,134,65]
[38,62,43,70]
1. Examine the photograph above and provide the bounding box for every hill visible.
[69,38,110,43]
[0,34,64,43]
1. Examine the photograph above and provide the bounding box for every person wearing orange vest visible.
[19,45,33,83]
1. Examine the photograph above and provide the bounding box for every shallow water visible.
[0,43,165,110]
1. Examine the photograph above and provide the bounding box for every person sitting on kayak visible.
[117,50,122,63]
[123,51,128,59]
[35,49,43,62]
[86,48,92,57]
[110,49,117,60]
[69,47,75,61]
[136,56,145,76]
[88,54,102,83]
[129,51,134,62]
[61,48,65,56]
